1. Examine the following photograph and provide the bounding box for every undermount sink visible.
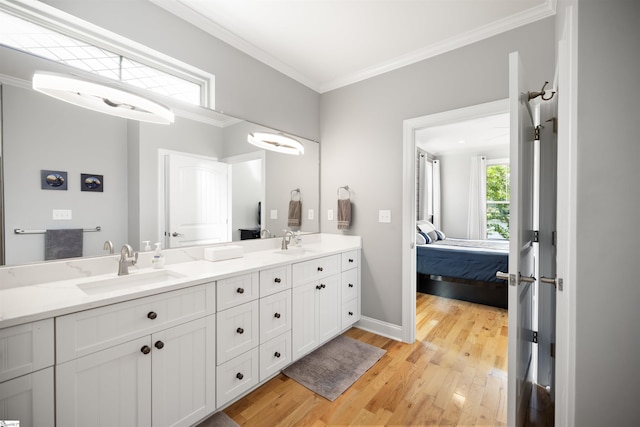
[77,270,185,295]
[274,247,314,255]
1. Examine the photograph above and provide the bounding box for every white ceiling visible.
[151,0,555,93]
[416,113,509,155]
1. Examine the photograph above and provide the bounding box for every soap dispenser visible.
[152,243,165,269]
[142,241,152,251]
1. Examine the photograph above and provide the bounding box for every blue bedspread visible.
[416,239,508,283]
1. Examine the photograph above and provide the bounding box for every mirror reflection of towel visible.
[45,229,83,260]
[288,200,302,227]
[338,199,351,230]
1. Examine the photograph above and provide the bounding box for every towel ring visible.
[337,185,350,200]
[290,188,301,201]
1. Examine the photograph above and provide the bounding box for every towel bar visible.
[14,226,102,235]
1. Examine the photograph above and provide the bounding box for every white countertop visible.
[0,234,361,329]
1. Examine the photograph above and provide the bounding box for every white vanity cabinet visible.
[291,255,343,361]
[56,284,216,427]
[340,250,361,329]
[0,319,55,427]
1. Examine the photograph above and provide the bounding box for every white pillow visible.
[416,232,427,245]
[416,221,436,233]
[436,230,446,240]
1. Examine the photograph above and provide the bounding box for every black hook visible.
[528,81,556,101]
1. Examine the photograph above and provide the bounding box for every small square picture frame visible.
[41,170,68,190]
[81,173,104,192]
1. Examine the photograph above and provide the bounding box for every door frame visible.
[401,98,509,344]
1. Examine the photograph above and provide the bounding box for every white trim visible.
[354,317,403,342]
[0,0,215,108]
[401,98,509,344]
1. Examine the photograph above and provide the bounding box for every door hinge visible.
[532,331,538,344]
[551,342,556,358]
[546,117,558,133]
[534,125,542,141]
[552,231,557,246]
[533,230,540,243]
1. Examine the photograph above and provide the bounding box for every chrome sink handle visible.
[118,244,138,276]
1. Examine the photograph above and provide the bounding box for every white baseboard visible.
[355,316,404,342]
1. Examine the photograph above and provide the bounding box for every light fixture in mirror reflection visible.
[32,71,175,125]
[247,132,304,155]
[1,79,320,267]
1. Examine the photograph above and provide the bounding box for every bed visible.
[416,238,509,308]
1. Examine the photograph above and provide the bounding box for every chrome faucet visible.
[118,244,138,276]
[260,229,271,239]
[103,240,114,254]
[281,230,294,250]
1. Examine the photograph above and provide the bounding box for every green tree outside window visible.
[486,164,510,240]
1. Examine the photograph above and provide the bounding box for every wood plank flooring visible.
[199,293,508,426]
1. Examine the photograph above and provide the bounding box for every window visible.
[0,7,212,107]
[486,160,510,240]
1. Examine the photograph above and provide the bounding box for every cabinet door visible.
[152,316,215,427]
[317,275,341,345]
[56,336,152,427]
[216,347,259,408]
[291,282,318,361]
[259,290,292,343]
[0,367,54,427]
[216,300,259,364]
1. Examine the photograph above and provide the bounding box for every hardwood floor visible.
[204,293,509,426]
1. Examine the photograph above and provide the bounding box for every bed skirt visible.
[417,273,508,309]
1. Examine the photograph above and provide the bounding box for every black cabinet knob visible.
[236,373,244,380]
[140,345,151,355]
[147,311,157,320]
[274,312,281,319]
[274,352,281,358]
[348,311,354,316]
[316,285,321,290]
[274,277,281,283]
[317,267,323,272]
[348,283,354,288]
[349,258,354,263]
[154,341,165,350]
[320,284,326,289]
[236,287,245,294]
[236,327,244,334]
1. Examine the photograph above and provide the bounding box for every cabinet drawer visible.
[217,272,259,311]
[341,268,358,303]
[342,298,359,329]
[341,250,359,271]
[216,300,259,365]
[0,319,54,383]
[292,255,340,285]
[0,367,54,427]
[56,284,214,363]
[216,347,259,408]
[260,332,291,382]
[259,290,292,343]
[259,265,291,297]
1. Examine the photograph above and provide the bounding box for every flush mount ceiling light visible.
[32,71,175,124]
[247,132,304,155]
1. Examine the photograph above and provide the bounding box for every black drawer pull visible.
[274,312,281,319]
[236,287,245,294]
[141,345,151,355]
[317,267,323,272]
[236,327,244,334]
[274,277,281,283]
[316,285,322,290]
[348,283,354,288]
[274,351,281,358]
[320,284,326,289]
[348,311,354,316]
[147,311,157,320]
[155,340,164,350]
[236,373,244,380]
[348,258,354,263]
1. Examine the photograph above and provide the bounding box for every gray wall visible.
[438,145,509,238]
[572,1,640,425]
[320,18,556,325]
[41,0,320,141]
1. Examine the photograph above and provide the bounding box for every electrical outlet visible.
[308,209,314,220]
[270,209,278,219]
[327,209,334,221]
[378,210,391,223]
[53,209,72,220]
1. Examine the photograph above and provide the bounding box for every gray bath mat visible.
[283,335,386,401]
[196,411,239,427]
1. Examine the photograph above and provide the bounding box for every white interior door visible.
[166,152,230,248]
[506,51,538,427]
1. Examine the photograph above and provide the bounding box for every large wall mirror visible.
[0,48,320,267]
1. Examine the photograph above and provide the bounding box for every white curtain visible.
[432,160,441,229]
[467,156,487,239]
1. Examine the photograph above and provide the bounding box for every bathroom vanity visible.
[0,233,361,427]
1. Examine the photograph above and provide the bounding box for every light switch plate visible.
[270,209,278,219]
[327,209,334,221]
[308,209,314,220]
[53,209,72,220]
[378,210,391,223]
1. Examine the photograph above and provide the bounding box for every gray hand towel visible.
[337,199,352,230]
[288,200,302,227]
[45,229,83,260]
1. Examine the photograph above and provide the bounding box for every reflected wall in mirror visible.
[1,77,319,267]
